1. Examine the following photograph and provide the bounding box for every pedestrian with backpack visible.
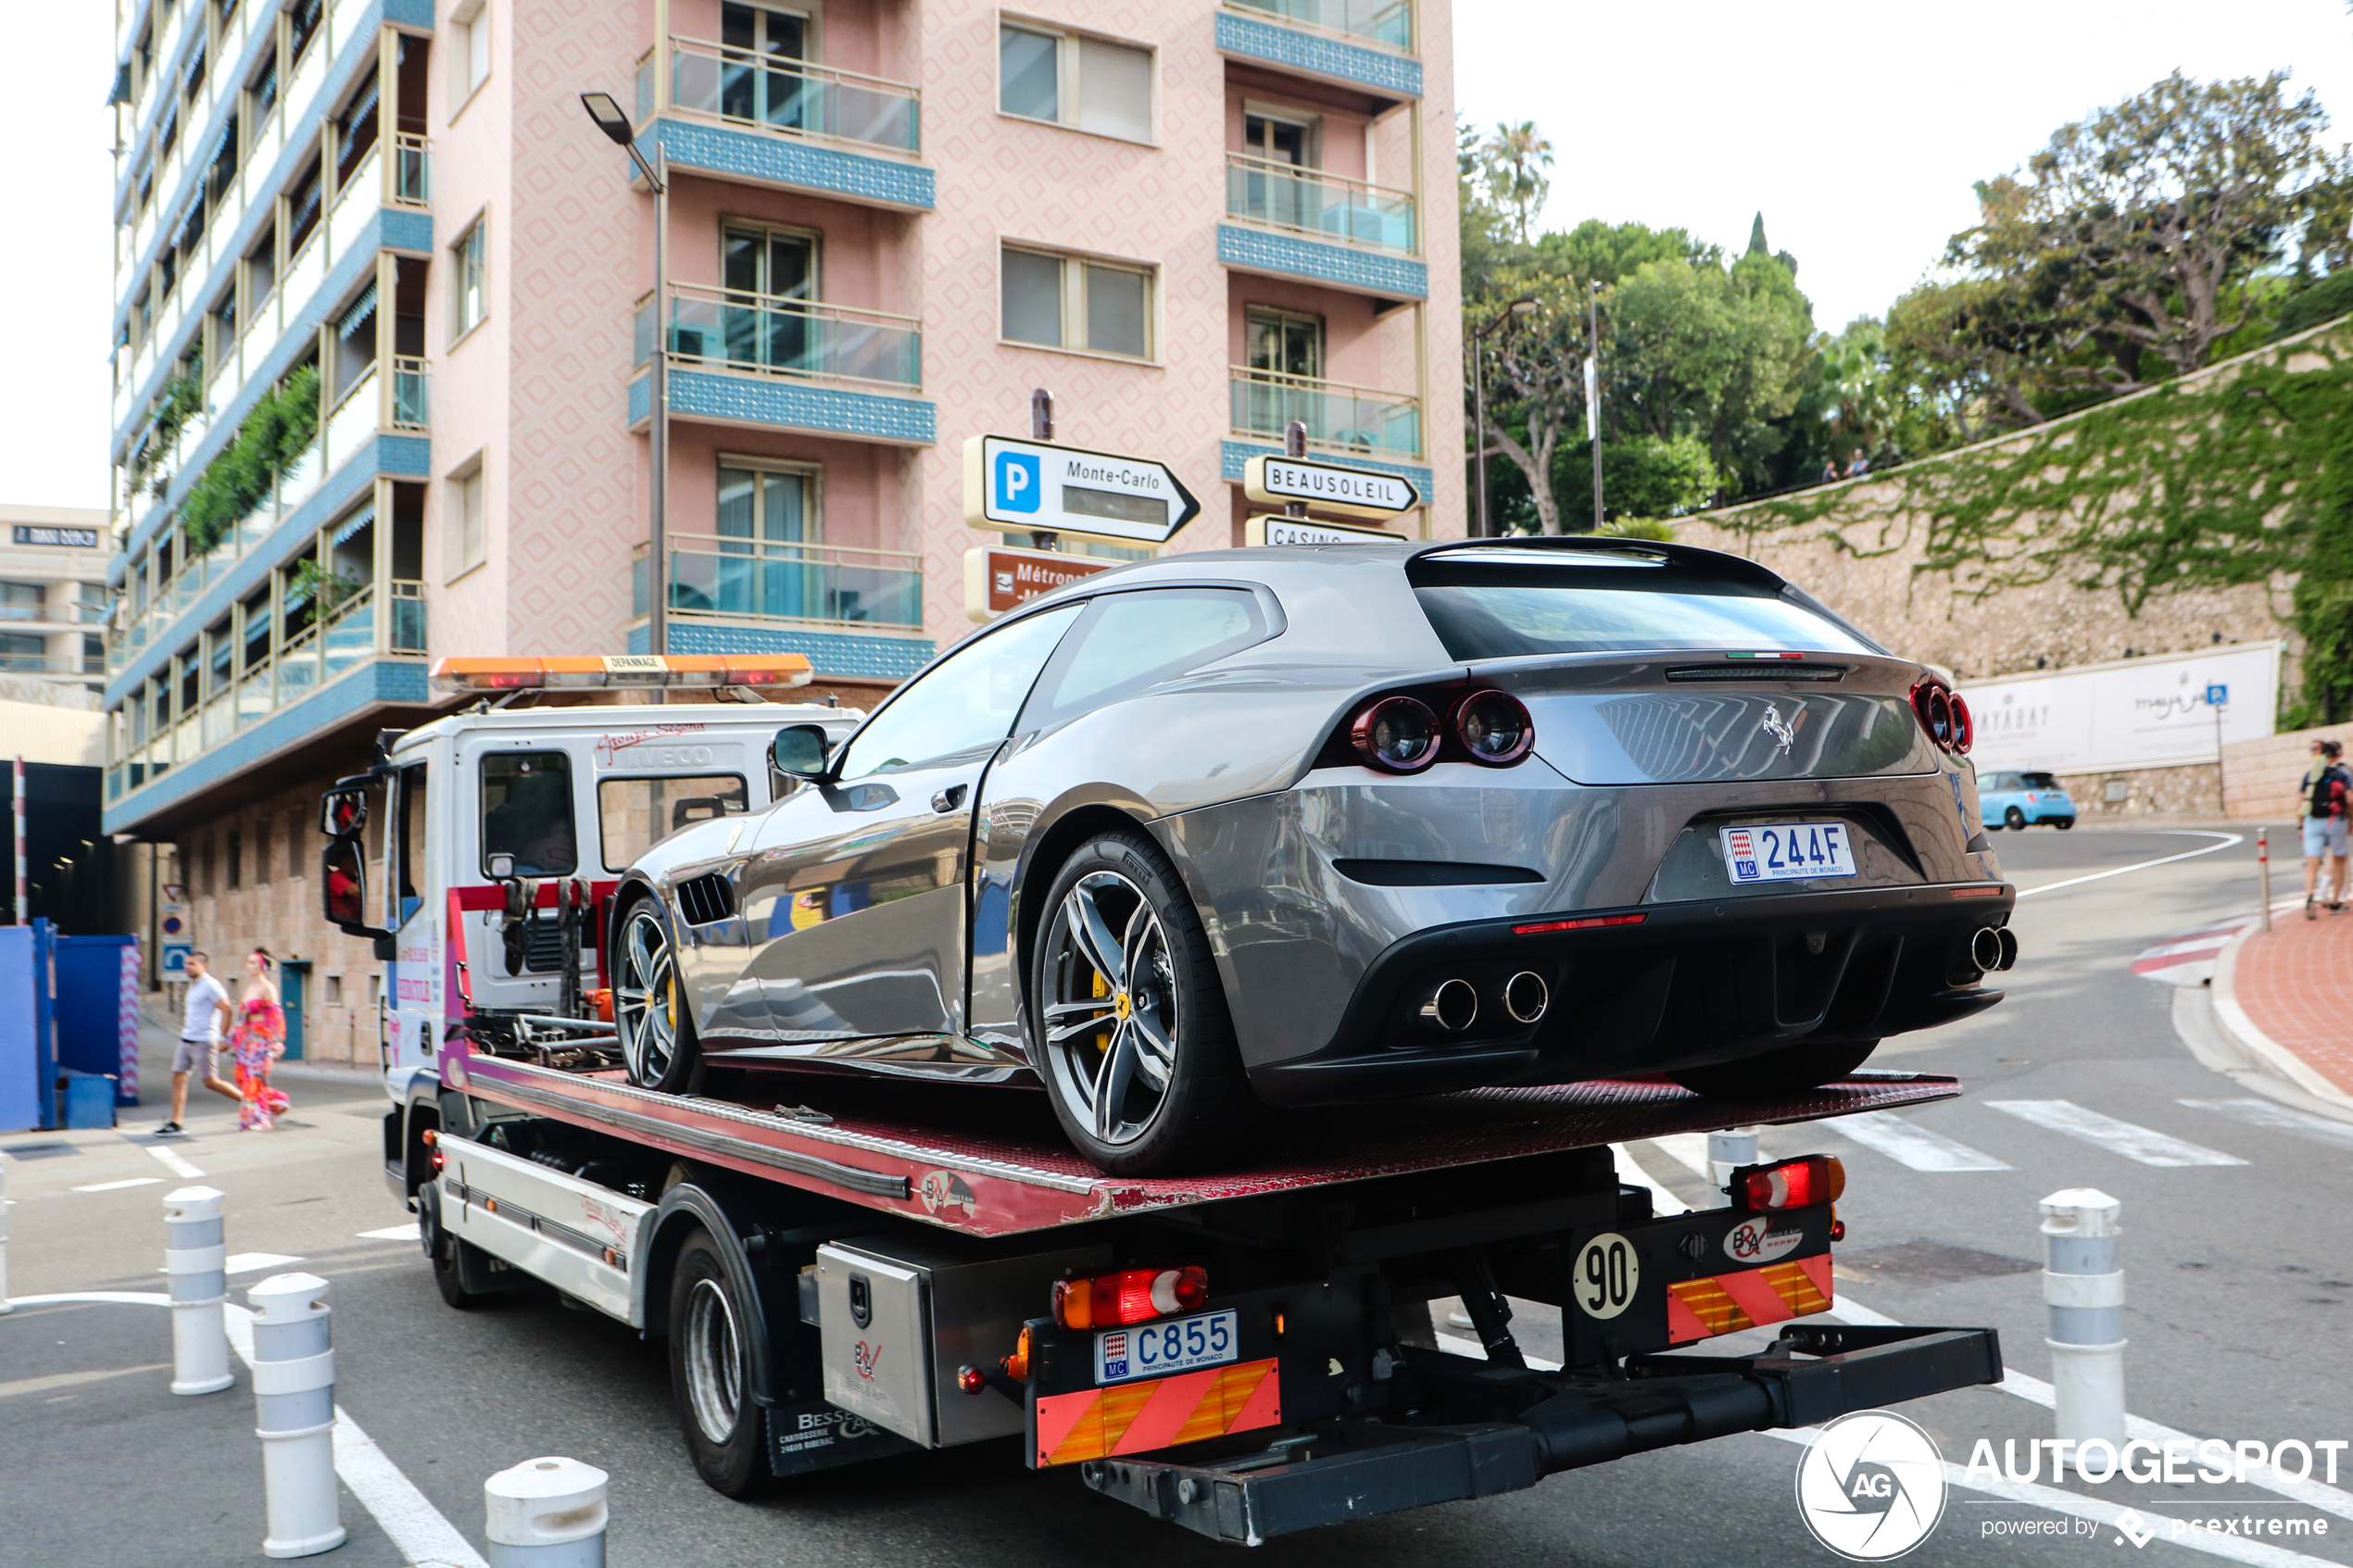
[2299,738,2351,918]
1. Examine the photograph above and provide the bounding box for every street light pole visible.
[581,94,670,689]
[1588,281,1604,533]
[1468,297,1539,540]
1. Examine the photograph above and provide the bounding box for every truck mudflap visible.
[1079,1323,2003,1545]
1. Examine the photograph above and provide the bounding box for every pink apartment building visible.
[103,0,1460,1057]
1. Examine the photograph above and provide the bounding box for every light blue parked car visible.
[1980,770,2076,830]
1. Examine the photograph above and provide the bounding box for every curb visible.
[2209,926,2353,1113]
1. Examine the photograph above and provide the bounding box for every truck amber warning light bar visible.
[430,653,815,694]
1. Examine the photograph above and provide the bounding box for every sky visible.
[0,1,2346,512]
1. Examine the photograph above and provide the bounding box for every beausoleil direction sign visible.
[963,435,1201,547]
[1242,454,1419,520]
[1957,643,2282,773]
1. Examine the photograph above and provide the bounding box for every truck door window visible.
[395,762,427,927]
[481,751,578,878]
[598,774,749,872]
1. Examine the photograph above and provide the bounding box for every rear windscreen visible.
[1411,559,1880,661]
[2020,772,2060,789]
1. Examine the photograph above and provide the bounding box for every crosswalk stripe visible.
[2179,1098,2353,1154]
[1982,1099,2248,1166]
[1610,1144,1688,1216]
[1645,1132,1715,1179]
[357,1223,422,1241]
[145,1145,203,1179]
[72,1177,166,1192]
[1825,1110,2013,1172]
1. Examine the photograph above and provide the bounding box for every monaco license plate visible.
[1720,822,1856,884]
[1095,1310,1239,1386]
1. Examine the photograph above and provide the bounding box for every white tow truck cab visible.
[324,657,2005,1544]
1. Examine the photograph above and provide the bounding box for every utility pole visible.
[1587,281,1604,533]
[1029,388,1060,553]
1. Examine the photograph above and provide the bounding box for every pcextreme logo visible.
[1795,1411,1949,1560]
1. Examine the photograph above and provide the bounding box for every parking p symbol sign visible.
[995,451,1041,514]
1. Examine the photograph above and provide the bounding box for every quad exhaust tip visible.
[1503,971,1549,1025]
[1970,926,2019,972]
[1417,978,1479,1034]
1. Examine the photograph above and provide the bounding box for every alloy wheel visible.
[615,904,680,1085]
[1040,870,1180,1148]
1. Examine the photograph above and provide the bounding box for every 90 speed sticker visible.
[1573,1232,1641,1320]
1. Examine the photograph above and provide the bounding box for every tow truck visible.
[324,653,2003,1544]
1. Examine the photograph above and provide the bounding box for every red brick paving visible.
[2233,907,2353,1097]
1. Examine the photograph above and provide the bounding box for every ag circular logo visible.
[1793,1411,1947,1560]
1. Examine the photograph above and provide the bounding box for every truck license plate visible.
[1719,822,1856,884]
[1095,1310,1239,1385]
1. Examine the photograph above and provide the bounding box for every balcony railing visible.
[0,655,105,678]
[391,357,430,431]
[389,579,426,653]
[661,35,921,154]
[1225,154,1416,253]
[636,283,923,391]
[1230,367,1421,458]
[1226,0,1413,48]
[391,132,430,207]
[633,534,923,631]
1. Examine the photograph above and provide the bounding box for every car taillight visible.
[1351,696,1440,773]
[1736,1155,1845,1210]
[1910,679,1970,755]
[1453,689,1535,765]
[1051,1265,1208,1330]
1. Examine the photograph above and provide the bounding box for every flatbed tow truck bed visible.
[406,1044,2003,1543]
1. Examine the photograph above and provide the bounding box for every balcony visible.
[634,535,923,632]
[1219,155,1428,302]
[1216,0,1422,99]
[630,284,936,445]
[1230,367,1420,459]
[634,35,933,211]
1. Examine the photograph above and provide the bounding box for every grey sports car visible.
[609,536,2016,1174]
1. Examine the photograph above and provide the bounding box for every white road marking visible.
[1645,1133,1716,1180]
[0,1361,173,1399]
[156,1251,305,1278]
[1825,1110,2013,1172]
[1982,1099,2248,1166]
[71,1176,166,1192]
[2179,1098,2353,1154]
[357,1223,422,1242]
[145,1145,204,1179]
[1610,1144,1687,1215]
[2013,831,2244,897]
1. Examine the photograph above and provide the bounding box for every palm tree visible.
[1479,121,1554,245]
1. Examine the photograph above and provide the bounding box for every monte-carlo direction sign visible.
[1242,453,1420,520]
[963,434,1202,548]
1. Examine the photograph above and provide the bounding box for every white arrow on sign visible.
[962,435,1202,547]
[1242,454,1420,520]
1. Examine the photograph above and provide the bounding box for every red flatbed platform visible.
[446,1038,1954,1238]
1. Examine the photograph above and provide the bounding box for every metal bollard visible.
[2040,1187,2125,1452]
[1708,1127,1760,1192]
[485,1456,610,1567]
[164,1185,233,1395]
[248,1272,346,1559]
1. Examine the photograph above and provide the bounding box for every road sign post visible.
[1241,454,1420,521]
[2208,684,2229,816]
[1242,516,1403,547]
[963,544,1115,621]
[963,434,1201,550]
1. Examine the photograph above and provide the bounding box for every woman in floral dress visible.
[228,947,289,1131]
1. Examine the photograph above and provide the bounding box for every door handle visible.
[931,784,968,813]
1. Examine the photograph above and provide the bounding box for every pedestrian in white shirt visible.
[158,951,237,1136]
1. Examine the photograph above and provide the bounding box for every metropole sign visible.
[963,435,1202,548]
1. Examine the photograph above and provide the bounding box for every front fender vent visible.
[1665,663,1849,683]
[675,873,736,926]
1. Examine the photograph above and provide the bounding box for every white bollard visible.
[1708,1127,1760,1192]
[2040,1187,2125,1453]
[485,1456,610,1567]
[248,1272,346,1559]
[164,1185,233,1395]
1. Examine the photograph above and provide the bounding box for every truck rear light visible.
[1737,1155,1845,1211]
[1351,696,1440,773]
[1051,1265,1209,1330]
[1001,1324,1033,1381]
[1453,689,1535,765]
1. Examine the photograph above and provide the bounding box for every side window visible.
[598,774,749,872]
[395,762,428,927]
[1024,588,1271,725]
[481,751,577,877]
[835,605,1083,781]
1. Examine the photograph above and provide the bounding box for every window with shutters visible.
[997,21,1154,144]
[1000,246,1154,361]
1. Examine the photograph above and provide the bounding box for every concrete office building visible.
[103,0,1461,1059]
[0,504,115,692]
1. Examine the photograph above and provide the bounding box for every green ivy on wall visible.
[1709,322,2353,723]
[179,366,322,557]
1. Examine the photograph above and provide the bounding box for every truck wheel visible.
[1671,1038,1881,1098]
[422,1195,485,1310]
[1031,829,1265,1175]
[616,899,704,1095]
[668,1229,770,1497]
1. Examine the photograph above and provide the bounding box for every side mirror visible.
[771,723,833,781]
[321,786,369,837]
[321,838,389,938]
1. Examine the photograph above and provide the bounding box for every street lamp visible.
[1469,297,1538,539]
[581,92,670,677]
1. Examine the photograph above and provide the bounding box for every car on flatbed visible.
[610,536,2021,1173]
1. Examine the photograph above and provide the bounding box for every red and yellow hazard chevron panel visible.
[1034,1359,1282,1467]
[1666,1255,1834,1343]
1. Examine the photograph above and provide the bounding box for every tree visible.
[1947,71,2353,393]
[1606,249,1816,493]
[1478,121,1554,245]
